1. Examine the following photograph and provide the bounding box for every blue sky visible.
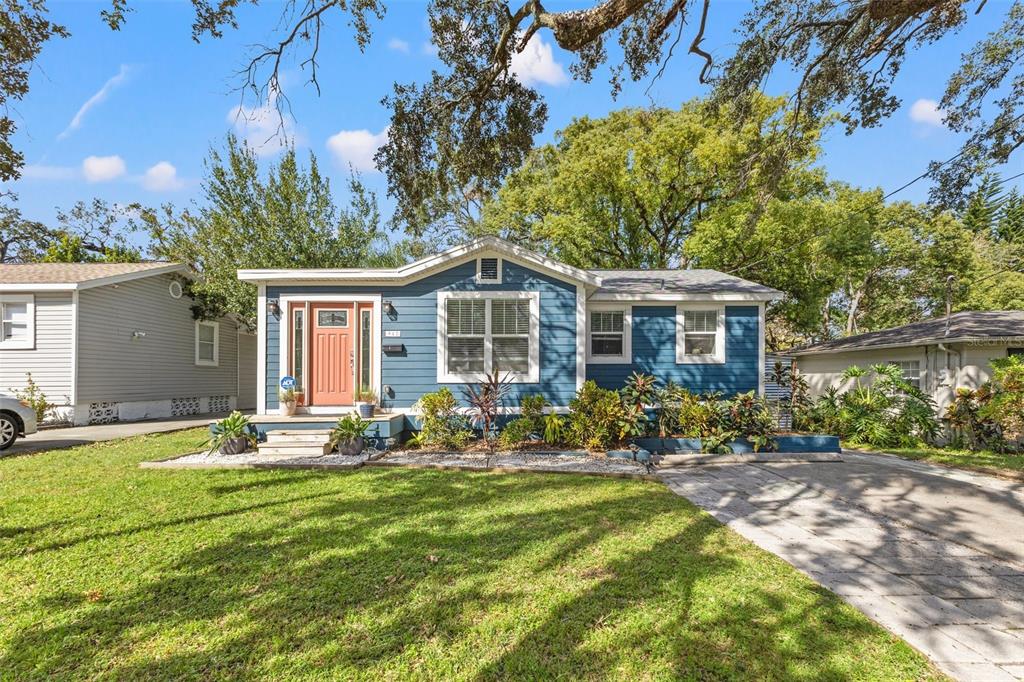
[4,1,1021,243]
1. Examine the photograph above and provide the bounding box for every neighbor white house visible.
[0,262,256,425]
[792,311,1024,416]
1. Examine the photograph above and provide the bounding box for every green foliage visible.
[356,385,378,404]
[803,364,939,448]
[542,413,565,446]
[278,388,297,405]
[498,417,537,450]
[944,388,1002,452]
[147,135,393,325]
[329,413,370,448]
[412,388,472,451]
[10,372,54,423]
[701,431,738,455]
[979,356,1024,443]
[519,394,548,426]
[482,95,823,269]
[725,391,776,443]
[654,382,720,438]
[621,372,658,409]
[207,411,256,453]
[567,381,628,451]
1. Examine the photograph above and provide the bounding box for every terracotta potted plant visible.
[207,411,256,455]
[354,385,377,419]
[329,413,370,456]
[279,388,297,416]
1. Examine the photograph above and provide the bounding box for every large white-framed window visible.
[437,291,540,383]
[195,320,220,367]
[676,305,725,364]
[586,304,631,363]
[0,294,34,350]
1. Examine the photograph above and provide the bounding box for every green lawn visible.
[0,430,943,680]
[846,443,1024,478]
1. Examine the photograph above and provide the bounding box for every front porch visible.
[243,412,408,449]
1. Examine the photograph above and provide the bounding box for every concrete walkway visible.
[2,413,228,457]
[659,453,1024,681]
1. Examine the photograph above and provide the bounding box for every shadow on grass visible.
[0,468,928,679]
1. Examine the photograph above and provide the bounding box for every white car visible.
[0,396,38,450]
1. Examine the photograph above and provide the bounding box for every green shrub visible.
[654,382,721,437]
[566,381,647,450]
[519,394,548,424]
[413,388,473,450]
[11,372,55,423]
[723,391,775,441]
[498,417,537,449]
[980,356,1024,443]
[802,364,939,448]
[543,413,565,445]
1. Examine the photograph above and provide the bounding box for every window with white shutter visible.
[438,292,539,382]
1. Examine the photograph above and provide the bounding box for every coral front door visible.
[309,303,354,405]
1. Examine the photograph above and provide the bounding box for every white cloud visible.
[21,164,76,181]
[226,89,300,157]
[909,98,946,128]
[421,41,439,57]
[82,155,126,182]
[326,127,388,172]
[142,161,184,191]
[387,38,411,54]
[58,64,133,140]
[510,35,568,87]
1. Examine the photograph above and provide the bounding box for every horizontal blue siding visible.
[586,305,760,395]
[266,259,579,409]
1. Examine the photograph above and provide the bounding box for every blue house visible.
[239,237,781,438]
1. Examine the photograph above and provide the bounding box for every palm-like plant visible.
[462,370,511,452]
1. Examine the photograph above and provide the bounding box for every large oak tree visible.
[3,0,1023,218]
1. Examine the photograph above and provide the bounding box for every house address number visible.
[384,330,401,337]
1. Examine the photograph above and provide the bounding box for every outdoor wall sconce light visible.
[267,298,281,317]
[131,330,147,340]
[383,300,396,316]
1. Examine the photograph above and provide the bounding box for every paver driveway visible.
[659,451,1024,681]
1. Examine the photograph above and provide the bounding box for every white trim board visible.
[0,263,190,292]
[256,284,267,414]
[238,236,602,288]
[590,292,781,302]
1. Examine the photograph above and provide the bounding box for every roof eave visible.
[792,335,1024,355]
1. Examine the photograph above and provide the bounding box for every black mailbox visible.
[382,343,405,354]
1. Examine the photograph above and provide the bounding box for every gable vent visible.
[478,257,499,281]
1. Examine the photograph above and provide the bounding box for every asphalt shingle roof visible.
[0,262,180,285]
[590,269,782,297]
[794,311,1024,354]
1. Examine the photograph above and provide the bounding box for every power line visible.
[726,111,1024,277]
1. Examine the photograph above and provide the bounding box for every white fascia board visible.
[793,336,1024,356]
[237,236,603,288]
[0,283,78,291]
[590,292,783,302]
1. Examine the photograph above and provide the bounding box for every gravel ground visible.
[376,451,650,476]
[141,450,374,469]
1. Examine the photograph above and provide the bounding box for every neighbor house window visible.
[438,292,539,382]
[587,306,631,363]
[676,306,725,364]
[195,320,219,366]
[892,360,921,390]
[0,294,34,350]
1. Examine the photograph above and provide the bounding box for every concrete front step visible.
[257,442,334,457]
[265,430,332,444]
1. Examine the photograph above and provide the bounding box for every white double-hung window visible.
[438,291,539,382]
[586,305,631,363]
[0,294,34,350]
[676,305,725,364]
[194,320,220,366]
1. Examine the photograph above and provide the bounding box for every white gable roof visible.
[238,236,603,287]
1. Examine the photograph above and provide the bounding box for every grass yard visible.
[0,430,943,680]
[846,443,1024,479]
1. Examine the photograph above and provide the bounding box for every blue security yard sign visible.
[280,376,296,390]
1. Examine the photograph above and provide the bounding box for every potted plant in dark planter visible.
[329,413,370,456]
[278,388,297,416]
[208,411,257,455]
[354,385,377,419]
